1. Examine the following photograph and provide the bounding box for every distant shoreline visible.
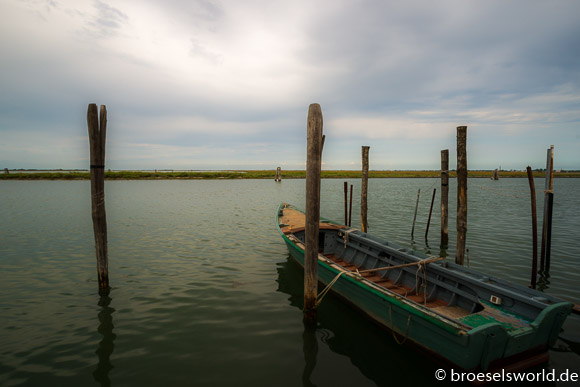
[2,170,579,180]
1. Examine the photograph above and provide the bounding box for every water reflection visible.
[276,256,434,386]
[537,271,551,293]
[93,292,116,387]
[302,319,318,387]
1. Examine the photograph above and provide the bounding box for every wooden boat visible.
[276,203,573,372]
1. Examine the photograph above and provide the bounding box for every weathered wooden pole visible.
[425,188,437,239]
[3,168,8,175]
[540,145,554,272]
[361,146,370,233]
[526,166,538,289]
[87,103,109,293]
[304,103,323,320]
[441,150,449,246]
[343,181,348,225]
[411,189,421,238]
[456,126,468,266]
[348,184,353,227]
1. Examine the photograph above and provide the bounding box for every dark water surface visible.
[1,179,579,386]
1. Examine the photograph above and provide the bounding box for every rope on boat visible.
[342,229,356,248]
[315,271,346,308]
[389,304,412,345]
[415,261,427,305]
[315,257,444,308]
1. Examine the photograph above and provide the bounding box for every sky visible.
[1,0,579,171]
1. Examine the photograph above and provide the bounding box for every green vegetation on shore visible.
[2,170,579,180]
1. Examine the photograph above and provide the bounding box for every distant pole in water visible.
[411,189,421,238]
[526,166,538,289]
[425,188,437,239]
[361,146,370,233]
[304,103,323,320]
[491,168,499,180]
[87,103,109,294]
[441,149,449,246]
[456,126,468,266]
[3,168,8,175]
[348,184,353,227]
[540,146,554,272]
[275,167,282,182]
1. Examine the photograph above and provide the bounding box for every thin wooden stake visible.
[411,189,421,238]
[526,166,538,289]
[348,184,353,227]
[361,146,370,233]
[343,181,348,225]
[441,149,449,246]
[87,103,109,294]
[425,188,437,239]
[304,103,323,320]
[456,126,468,266]
[540,145,554,272]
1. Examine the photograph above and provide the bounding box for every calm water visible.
[1,178,579,386]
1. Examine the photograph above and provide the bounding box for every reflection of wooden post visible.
[361,146,370,233]
[441,150,449,246]
[540,146,554,272]
[425,188,437,239]
[456,126,467,266]
[87,103,109,293]
[411,189,420,238]
[526,166,538,289]
[304,103,323,319]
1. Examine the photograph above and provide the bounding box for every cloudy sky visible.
[1,0,579,170]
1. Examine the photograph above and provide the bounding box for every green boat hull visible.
[277,203,572,371]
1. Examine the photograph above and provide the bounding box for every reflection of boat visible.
[276,203,573,372]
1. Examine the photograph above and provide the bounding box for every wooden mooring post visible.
[304,103,323,320]
[361,146,370,233]
[441,149,449,246]
[540,146,554,272]
[87,103,109,294]
[425,188,437,239]
[456,126,468,266]
[274,167,282,182]
[526,166,538,289]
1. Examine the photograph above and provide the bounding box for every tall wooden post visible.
[456,126,468,266]
[526,166,538,289]
[425,188,437,239]
[540,145,554,272]
[440,150,449,246]
[87,103,109,293]
[275,167,282,182]
[304,103,323,319]
[361,146,370,233]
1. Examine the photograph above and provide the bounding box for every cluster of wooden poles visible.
[302,104,555,320]
[85,103,555,306]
